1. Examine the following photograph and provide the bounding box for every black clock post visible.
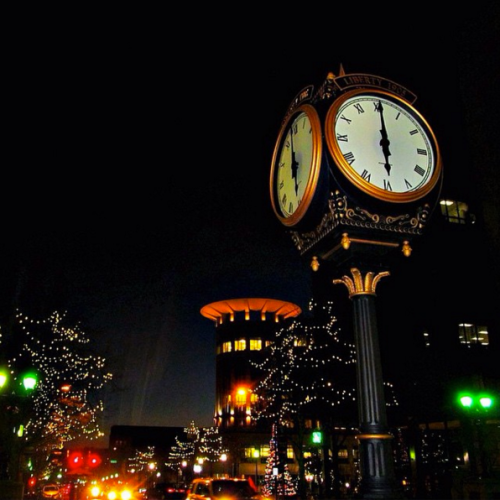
[270,68,443,499]
[333,266,399,499]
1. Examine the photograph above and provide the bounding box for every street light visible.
[220,453,227,477]
[252,449,260,488]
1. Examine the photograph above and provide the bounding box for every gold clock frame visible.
[270,103,323,227]
[325,88,442,203]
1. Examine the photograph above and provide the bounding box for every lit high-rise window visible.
[222,342,232,353]
[235,339,246,351]
[249,339,262,351]
[440,199,474,224]
[459,323,489,346]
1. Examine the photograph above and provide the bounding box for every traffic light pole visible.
[333,267,401,499]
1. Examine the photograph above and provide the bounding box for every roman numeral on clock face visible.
[361,170,371,182]
[343,152,355,164]
[414,165,425,176]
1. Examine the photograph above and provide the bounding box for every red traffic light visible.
[88,452,102,468]
[28,477,37,488]
[68,451,84,468]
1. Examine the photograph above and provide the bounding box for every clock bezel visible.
[325,88,442,203]
[270,103,323,227]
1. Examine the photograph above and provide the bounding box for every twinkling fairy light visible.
[166,421,228,472]
[252,299,359,424]
[1,309,113,452]
[252,298,399,424]
[261,423,296,497]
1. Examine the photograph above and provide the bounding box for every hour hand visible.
[378,101,392,175]
[290,131,299,195]
[291,151,299,195]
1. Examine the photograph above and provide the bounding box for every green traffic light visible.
[459,395,473,408]
[312,431,323,444]
[479,396,493,409]
[22,371,38,391]
[458,391,495,410]
[0,368,8,389]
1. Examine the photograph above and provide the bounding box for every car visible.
[41,484,61,499]
[186,478,260,500]
[145,483,187,500]
[86,482,138,500]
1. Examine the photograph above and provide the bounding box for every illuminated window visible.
[294,336,308,347]
[338,449,348,459]
[222,342,232,353]
[261,446,270,458]
[249,339,262,351]
[440,199,474,224]
[244,447,261,459]
[459,323,489,346]
[235,339,246,351]
[235,389,247,406]
[250,393,258,403]
[287,445,294,459]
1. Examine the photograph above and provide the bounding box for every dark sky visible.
[2,7,498,445]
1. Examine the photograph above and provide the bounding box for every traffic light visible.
[27,476,37,488]
[21,370,38,391]
[68,450,85,469]
[457,391,496,412]
[312,430,323,444]
[88,452,102,468]
[67,449,103,471]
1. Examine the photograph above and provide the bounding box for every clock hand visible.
[378,100,392,175]
[290,130,299,195]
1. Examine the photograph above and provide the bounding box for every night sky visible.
[2,7,498,445]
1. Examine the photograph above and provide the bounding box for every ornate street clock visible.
[269,68,443,267]
[269,68,444,499]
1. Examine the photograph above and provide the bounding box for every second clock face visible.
[270,104,323,227]
[325,89,441,203]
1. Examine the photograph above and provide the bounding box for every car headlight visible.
[120,489,133,500]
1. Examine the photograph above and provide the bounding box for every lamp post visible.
[220,453,227,477]
[252,449,260,489]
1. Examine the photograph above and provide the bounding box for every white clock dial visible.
[276,111,314,217]
[326,90,441,203]
[270,103,323,227]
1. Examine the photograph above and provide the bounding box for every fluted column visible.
[333,268,401,499]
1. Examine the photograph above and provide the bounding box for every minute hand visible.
[378,101,392,175]
[290,130,299,195]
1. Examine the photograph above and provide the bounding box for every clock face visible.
[270,104,322,226]
[325,89,441,203]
